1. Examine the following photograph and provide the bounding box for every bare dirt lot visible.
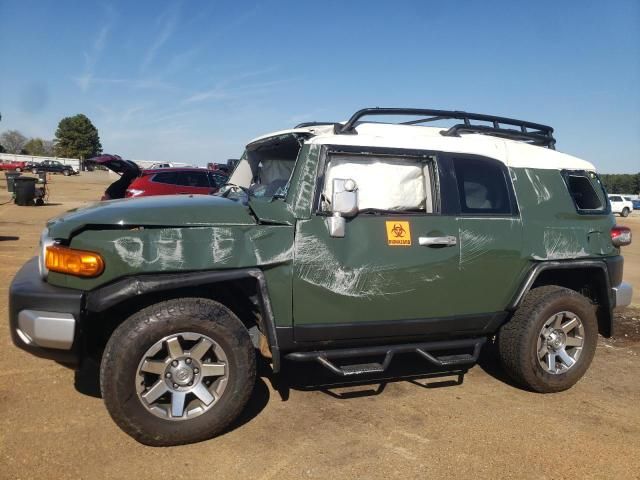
[1,172,639,479]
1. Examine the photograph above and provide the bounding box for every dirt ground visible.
[1,172,639,479]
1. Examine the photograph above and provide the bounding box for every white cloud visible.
[75,5,116,92]
[140,5,180,72]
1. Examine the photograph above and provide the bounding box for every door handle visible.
[418,235,457,247]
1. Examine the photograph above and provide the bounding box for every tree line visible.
[0,114,102,161]
[599,173,640,195]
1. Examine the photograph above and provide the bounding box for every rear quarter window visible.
[562,170,607,213]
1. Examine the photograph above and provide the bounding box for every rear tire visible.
[32,168,38,174]
[621,208,630,217]
[63,169,70,176]
[15,167,21,172]
[498,286,597,393]
[100,298,256,446]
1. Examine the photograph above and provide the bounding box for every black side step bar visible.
[285,338,486,377]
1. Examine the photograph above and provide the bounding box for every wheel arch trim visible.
[84,268,282,372]
[509,260,613,311]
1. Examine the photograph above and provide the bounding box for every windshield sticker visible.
[386,221,412,246]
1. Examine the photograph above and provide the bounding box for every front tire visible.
[100,298,256,446]
[498,286,597,393]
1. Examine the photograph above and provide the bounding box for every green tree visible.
[23,138,47,156]
[0,129,28,153]
[600,173,640,194]
[54,114,102,160]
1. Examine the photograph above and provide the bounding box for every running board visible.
[285,338,486,377]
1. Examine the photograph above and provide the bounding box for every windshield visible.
[222,133,302,201]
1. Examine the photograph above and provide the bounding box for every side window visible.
[564,171,606,212]
[321,153,436,213]
[176,172,210,187]
[152,172,179,185]
[453,157,512,215]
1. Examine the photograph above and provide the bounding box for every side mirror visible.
[331,178,358,217]
[326,178,358,238]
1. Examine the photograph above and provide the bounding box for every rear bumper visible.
[9,257,83,365]
[612,282,633,311]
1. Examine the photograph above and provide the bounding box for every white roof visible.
[247,122,596,171]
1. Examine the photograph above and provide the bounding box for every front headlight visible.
[38,229,57,279]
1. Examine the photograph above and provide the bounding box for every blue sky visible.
[0,0,638,172]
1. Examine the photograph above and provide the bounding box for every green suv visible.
[9,108,633,446]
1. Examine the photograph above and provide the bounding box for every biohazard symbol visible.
[391,223,406,238]
[385,221,412,246]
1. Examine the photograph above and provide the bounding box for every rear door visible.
[447,154,524,315]
[292,147,467,342]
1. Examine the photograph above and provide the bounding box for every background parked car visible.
[0,160,27,172]
[631,198,640,210]
[608,194,634,217]
[32,160,76,176]
[88,154,227,199]
[126,168,227,198]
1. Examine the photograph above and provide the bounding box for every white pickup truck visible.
[608,194,634,217]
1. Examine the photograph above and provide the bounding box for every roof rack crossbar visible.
[335,107,556,149]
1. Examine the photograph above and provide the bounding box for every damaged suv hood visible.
[47,195,257,239]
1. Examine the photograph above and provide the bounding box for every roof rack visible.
[333,108,556,149]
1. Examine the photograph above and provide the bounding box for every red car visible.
[87,155,227,200]
[126,168,226,198]
[0,160,27,172]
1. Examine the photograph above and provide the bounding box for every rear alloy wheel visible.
[536,311,584,374]
[101,298,256,446]
[621,208,630,217]
[498,286,597,393]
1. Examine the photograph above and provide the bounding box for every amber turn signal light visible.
[45,245,105,277]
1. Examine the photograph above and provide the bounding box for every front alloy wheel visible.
[136,332,228,420]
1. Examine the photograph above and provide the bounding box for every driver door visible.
[292,148,466,342]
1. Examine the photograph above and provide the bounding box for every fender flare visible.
[84,268,282,372]
[508,259,614,336]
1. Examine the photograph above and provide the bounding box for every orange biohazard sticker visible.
[386,221,412,246]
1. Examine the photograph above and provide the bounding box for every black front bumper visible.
[9,257,84,365]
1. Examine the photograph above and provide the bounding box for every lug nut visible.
[165,372,172,378]
[173,383,179,389]
[193,368,199,374]
[188,381,193,386]
[185,358,192,364]
[172,360,179,367]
